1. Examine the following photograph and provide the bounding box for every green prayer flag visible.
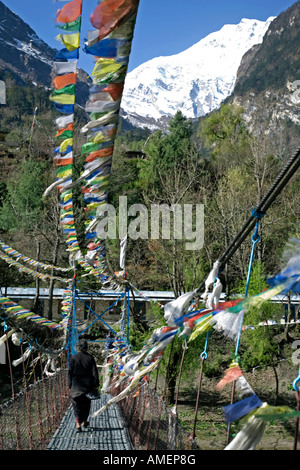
[56,130,73,140]
[52,84,76,96]
[56,17,81,32]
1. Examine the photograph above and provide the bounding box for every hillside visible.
[230,1,300,155]
[235,2,300,95]
[0,1,90,104]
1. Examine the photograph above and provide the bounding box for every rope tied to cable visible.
[191,331,210,440]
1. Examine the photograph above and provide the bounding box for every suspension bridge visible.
[1,0,300,453]
[0,351,199,451]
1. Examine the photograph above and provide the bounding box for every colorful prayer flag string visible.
[46,0,83,266]
[0,296,63,330]
[0,250,73,283]
[75,0,140,286]
[0,240,72,273]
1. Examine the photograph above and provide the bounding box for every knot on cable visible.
[251,208,264,243]
[251,208,265,220]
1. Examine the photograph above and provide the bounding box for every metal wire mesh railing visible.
[111,380,200,451]
[0,370,199,450]
[0,370,70,450]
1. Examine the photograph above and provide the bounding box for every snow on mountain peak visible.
[121,17,275,129]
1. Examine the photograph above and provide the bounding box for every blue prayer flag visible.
[53,103,74,114]
[223,394,262,424]
[54,48,79,60]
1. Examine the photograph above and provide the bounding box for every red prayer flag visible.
[53,73,77,90]
[84,146,114,163]
[55,123,74,138]
[56,0,82,24]
[217,365,243,390]
[90,0,139,41]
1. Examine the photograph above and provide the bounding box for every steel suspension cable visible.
[196,147,300,294]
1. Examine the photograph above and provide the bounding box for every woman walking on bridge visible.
[68,339,100,432]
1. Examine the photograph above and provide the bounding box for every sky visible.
[2,0,298,73]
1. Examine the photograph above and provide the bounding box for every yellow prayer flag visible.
[92,131,107,144]
[50,94,75,105]
[57,168,73,178]
[56,32,80,51]
[63,192,73,202]
[60,138,73,154]
[91,58,123,79]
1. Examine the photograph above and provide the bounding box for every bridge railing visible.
[111,380,200,451]
[0,370,70,450]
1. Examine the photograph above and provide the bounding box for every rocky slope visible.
[0,1,89,104]
[231,1,300,155]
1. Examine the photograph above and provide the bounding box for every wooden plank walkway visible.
[47,393,133,451]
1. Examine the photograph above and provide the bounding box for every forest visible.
[0,68,300,451]
[0,76,299,404]
[1,79,299,296]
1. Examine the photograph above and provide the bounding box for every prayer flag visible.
[90,0,139,41]
[60,138,73,154]
[52,60,78,75]
[56,0,82,24]
[56,17,81,32]
[90,58,124,79]
[56,32,80,51]
[56,122,74,135]
[217,365,243,390]
[56,114,74,128]
[223,394,263,424]
[53,74,77,90]
[102,83,124,101]
[50,93,75,105]
[52,103,74,114]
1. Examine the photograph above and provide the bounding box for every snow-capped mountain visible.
[121,17,275,130]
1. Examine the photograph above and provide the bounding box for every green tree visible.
[197,102,252,175]
[0,157,68,318]
[0,158,47,231]
[135,111,203,296]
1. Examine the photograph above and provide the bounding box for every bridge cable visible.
[226,220,261,445]
[196,147,300,294]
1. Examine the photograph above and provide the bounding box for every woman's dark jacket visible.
[68,351,99,398]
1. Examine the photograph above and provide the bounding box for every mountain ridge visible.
[230,0,300,154]
[121,16,275,130]
[1,0,299,144]
[0,1,55,86]
[0,1,90,105]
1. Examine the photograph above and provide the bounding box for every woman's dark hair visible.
[77,339,88,351]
